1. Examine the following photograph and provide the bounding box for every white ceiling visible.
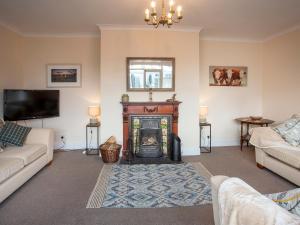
[0,0,299,41]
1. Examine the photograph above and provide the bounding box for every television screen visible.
[4,89,60,121]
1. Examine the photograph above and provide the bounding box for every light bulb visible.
[169,0,175,13]
[150,1,157,15]
[177,5,182,18]
[145,8,150,21]
[151,1,156,8]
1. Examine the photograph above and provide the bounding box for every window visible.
[127,58,175,91]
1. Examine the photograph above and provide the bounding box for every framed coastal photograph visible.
[209,66,248,87]
[47,64,81,87]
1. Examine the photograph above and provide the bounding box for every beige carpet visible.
[0,146,296,225]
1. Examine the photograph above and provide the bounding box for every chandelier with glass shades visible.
[144,0,183,28]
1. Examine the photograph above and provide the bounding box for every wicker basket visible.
[100,143,122,163]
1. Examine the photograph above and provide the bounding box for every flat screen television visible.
[4,89,60,121]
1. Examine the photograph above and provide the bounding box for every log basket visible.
[100,136,122,163]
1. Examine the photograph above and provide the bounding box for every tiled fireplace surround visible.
[121,101,181,160]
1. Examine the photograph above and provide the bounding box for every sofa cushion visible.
[273,118,299,134]
[273,118,300,147]
[264,147,300,169]
[266,188,300,217]
[0,158,24,184]
[0,122,32,147]
[0,144,47,166]
[281,121,300,147]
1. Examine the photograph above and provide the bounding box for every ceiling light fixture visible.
[144,0,183,28]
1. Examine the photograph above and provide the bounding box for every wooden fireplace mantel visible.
[121,101,181,159]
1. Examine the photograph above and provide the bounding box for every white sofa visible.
[0,128,54,203]
[211,176,300,225]
[249,127,300,186]
[211,176,228,225]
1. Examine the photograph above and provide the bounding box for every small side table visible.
[200,122,211,153]
[86,122,101,155]
[235,117,274,150]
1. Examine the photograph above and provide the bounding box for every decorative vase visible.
[122,94,129,102]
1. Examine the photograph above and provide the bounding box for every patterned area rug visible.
[86,162,212,208]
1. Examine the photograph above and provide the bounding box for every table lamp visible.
[199,106,208,123]
[88,106,100,124]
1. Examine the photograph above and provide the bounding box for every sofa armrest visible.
[210,176,229,225]
[216,177,300,224]
[255,147,267,166]
[24,128,54,162]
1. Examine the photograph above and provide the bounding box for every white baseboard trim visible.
[212,139,240,147]
[56,138,240,154]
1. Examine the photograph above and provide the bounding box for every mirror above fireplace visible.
[127,57,175,92]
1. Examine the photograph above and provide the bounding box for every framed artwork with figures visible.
[209,66,248,87]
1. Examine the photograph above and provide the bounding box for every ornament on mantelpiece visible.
[148,88,153,102]
[121,94,129,102]
[166,93,177,102]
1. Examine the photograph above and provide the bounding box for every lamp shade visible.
[88,106,100,117]
[199,106,208,123]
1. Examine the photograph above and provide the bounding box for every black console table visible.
[86,122,101,155]
[199,122,211,153]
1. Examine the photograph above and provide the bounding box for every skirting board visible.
[55,138,240,154]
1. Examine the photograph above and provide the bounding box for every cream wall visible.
[262,30,300,121]
[19,37,100,148]
[199,40,263,146]
[100,30,200,155]
[0,26,23,117]
[1,23,298,150]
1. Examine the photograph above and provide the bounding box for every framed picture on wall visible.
[209,66,248,87]
[47,64,81,88]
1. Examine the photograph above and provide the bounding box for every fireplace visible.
[132,116,169,158]
[136,118,163,158]
[121,101,181,161]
